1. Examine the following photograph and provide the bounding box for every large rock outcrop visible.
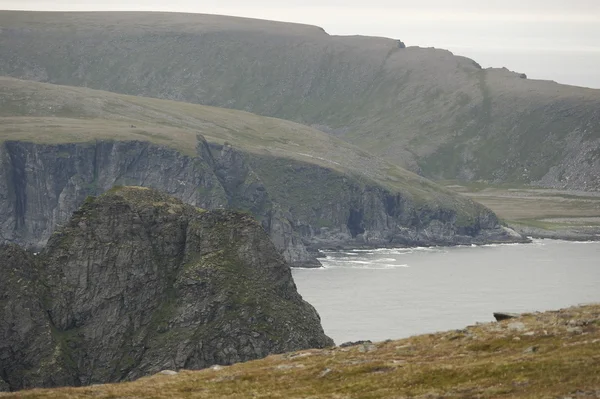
[0,187,333,392]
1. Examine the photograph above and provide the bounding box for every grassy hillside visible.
[1,11,599,189]
[0,76,475,204]
[3,304,599,398]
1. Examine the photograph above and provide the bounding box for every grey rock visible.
[0,187,333,391]
[523,346,538,354]
[158,370,178,376]
[319,368,332,378]
[358,343,378,353]
[339,340,373,348]
[567,327,584,334]
[508,322,526,331]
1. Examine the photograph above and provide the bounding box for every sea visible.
[292,239,600,344]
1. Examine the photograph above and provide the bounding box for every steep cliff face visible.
[0,187,333,391]
[0,138,523,268]
[0,244,79,390]
[248,154,518,249]
[0,138,316,266]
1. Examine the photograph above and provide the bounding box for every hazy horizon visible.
[1,0,599,89]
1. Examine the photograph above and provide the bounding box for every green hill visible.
[1,11,599,189]
[0,77,521,267]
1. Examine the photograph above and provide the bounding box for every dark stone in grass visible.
[494,312,520,321]
[339,340,372,348]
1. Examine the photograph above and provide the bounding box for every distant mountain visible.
[1,11,599,190]
[0,77,522,267]
[0,187,333,391]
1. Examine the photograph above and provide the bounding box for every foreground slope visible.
[1,11,599,189]
[3,304,599,398]
[0,187,333,391]
[0,77,522,267]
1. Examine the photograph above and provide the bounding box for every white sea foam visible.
[319,262,409,270]
[373,258,398,263]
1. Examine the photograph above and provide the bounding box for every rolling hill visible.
[1,11,599,190]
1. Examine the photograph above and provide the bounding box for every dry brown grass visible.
[4,304,600,399]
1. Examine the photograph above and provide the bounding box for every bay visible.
[292,239,600,344]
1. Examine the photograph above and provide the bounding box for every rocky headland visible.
[0,187,333,391]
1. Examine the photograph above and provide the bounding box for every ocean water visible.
[292,239,600,344]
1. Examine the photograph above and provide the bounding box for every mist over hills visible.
[1,11,599,190]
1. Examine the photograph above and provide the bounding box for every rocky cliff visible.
[0,138,316,265]
[0,11,598,189]
[0,138,523,268]
[0,187,333,392]
[0,77,526,267]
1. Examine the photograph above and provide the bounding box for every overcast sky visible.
[2,0,599,89]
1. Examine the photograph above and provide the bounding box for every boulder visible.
[494,312,520,322]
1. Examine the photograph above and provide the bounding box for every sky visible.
[2,0,600,89]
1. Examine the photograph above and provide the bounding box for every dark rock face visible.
[0,138,524,267]
[0,138,316,266]
[0,187,333,391]
[0,245,79,390]
[247,154,526,251]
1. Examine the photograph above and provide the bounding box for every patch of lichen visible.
[178,216,301,345]
[97,186,208,218]
[46,326,82,374]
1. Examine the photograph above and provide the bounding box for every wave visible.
[320,262,409,270]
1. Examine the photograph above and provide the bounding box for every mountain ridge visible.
[1,11,599,190]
